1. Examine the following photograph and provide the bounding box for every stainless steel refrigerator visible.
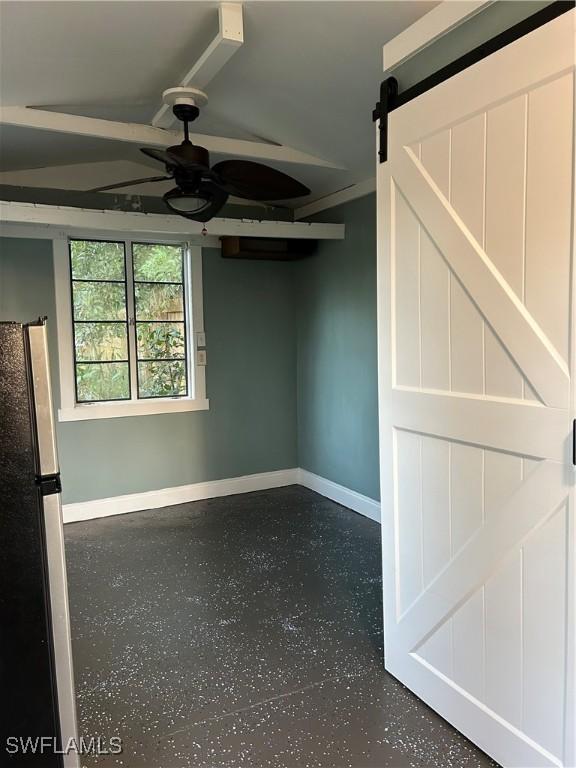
[0,319,79,767]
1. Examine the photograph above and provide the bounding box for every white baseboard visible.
[63,468,300,523]
[63,467,381,525]
[297,468,381,523]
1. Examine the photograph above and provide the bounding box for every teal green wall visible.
[296,195,379,501]
[0,238,297,503]
[0,196,379,506]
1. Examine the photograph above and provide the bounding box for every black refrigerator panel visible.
[0,322,63,766]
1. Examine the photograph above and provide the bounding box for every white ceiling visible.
[0,1,436,207]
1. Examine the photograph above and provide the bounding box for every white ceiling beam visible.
[0,106,341,169]
[383,0,494,72]
[153,3,244,129]
[294,177,376,220]
[0,200,345,240]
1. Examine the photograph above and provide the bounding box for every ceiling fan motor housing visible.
[172,102,200,124]
[170,144,210,170]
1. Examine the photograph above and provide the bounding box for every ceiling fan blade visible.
[89,176,172,193]
[140,147,179,167]
[212,160,310,201]
[167,143,209,171]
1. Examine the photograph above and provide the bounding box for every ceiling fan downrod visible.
[172,102,200,145]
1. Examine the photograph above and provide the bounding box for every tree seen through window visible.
[69,240,189,403]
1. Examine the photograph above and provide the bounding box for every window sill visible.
[58,397,210,422]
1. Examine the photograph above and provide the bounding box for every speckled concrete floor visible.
[65,485,498,768]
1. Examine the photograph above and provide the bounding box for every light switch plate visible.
[196,331,206,348]
[197,349,207,366]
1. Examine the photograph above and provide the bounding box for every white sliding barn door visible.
[377,11,575,768]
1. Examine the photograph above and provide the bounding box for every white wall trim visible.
[294,178,375,220]
[58,397,210,422]
[0,201,345,240]
[62,467,381,524]
[382,0,493,72]
[297,469,380,523]
[0,220,226,247]
[63,469,300,523]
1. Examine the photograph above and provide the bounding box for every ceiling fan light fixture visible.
[163,187,212,216]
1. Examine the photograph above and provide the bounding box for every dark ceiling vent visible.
[220,236,317,261]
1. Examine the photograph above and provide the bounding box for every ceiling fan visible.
[89,88,311,222]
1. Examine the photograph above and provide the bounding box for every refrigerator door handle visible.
[26,320,59,478]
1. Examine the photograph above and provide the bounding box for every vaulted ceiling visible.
[0,1,436,208]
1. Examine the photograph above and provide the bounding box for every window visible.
[70,240,130,402]
[132,243,188,399]
[56,237,207,421]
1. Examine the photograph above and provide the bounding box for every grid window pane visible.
[76,362,130,402]
[134,242,188,399]
[134,283,184,321]
[137,322,185,360]
[70,240,125,281]
[133,243,183,283]
[73,281,127,321]
[69,239,192,405]
[70,239,130,403]
[74,323,128,362]
[137,361,187,398]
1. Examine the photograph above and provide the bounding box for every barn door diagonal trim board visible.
[390,149,569,408]
[377,9,575,768]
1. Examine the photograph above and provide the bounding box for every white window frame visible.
[53,233,209,421]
